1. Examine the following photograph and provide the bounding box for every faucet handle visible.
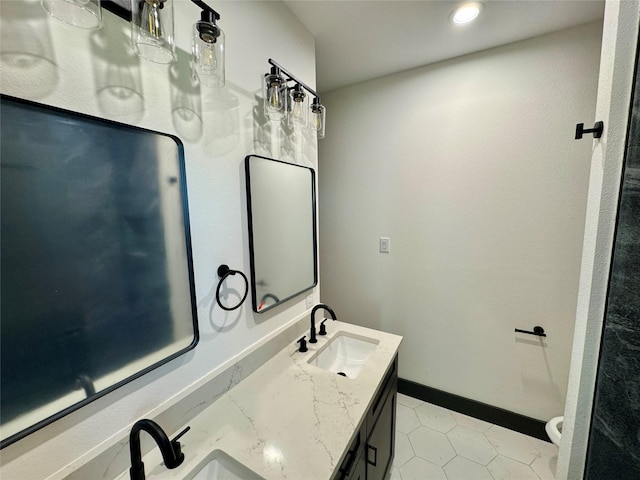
[172,426,190,444]
[297,335,308,352]
[319,319,327,336]
[167,426,190,468]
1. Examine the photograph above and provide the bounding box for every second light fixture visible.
[263,59,326,139]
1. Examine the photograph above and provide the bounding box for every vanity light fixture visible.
[41,0,102,29]
[43,1,227,74]
[263,65,287,120]
[191,0,224,87]
[288,83,308,127]
[264,59,327,139]
[451,2,484,25]
[130,0,176,64]
[310,97,326,139]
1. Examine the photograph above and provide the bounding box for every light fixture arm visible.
[100,1,220,23]
[268,58,320,104]
[190,0,220,20]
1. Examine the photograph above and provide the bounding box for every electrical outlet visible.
[306,294,313,308]
[380,237,391,253]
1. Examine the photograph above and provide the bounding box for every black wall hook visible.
[215,264,248,311]
[575,121,604,139]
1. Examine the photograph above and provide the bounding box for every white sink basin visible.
[187,450,263,480]
[308,333,379,379]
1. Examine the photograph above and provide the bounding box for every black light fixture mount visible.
[191,0,221,40]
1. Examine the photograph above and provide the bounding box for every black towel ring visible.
[216,264,249,311]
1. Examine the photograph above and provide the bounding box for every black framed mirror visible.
[0,95,199,448]
[245,155,317,313]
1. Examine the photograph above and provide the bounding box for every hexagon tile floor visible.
[391,394,559,480]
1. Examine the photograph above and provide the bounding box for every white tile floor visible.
[392,394,558,480]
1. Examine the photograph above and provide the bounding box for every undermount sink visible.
[308,333,379,379]
[187,450,263,480]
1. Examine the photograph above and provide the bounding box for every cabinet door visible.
[343,451,366,480]
[337,423,365,480]
[352,452,366,480]
[366,390,396,480]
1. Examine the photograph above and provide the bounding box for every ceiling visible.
[283,0,605,93]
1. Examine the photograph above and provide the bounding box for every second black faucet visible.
[129,419,190,480]
[309,303,337,343]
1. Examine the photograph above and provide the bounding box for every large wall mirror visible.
[245,155,317,313]
[0,95,199,448]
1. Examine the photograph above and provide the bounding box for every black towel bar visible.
[515,326,546,337]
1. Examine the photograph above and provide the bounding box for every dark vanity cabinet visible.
[337,424,366,480]
[335,356,398,480]
[365,380,396,480]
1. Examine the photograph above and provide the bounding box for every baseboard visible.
[397,378,550,442]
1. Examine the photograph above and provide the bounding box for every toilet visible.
[546,416,563,446]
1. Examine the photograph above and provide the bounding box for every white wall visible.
[0,1,318,478]
[319,22,602,421]
[557,1,640,478]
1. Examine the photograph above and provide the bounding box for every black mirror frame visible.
[0,95,200,449]
[244,155,318,314]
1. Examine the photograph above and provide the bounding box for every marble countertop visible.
[116,321,402,480]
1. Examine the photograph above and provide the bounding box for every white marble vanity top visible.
[115,322,402,480]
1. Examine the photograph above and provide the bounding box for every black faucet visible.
[309,303,337,343]
[129,419,190,480]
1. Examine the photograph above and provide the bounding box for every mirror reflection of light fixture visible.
[130,0,176,64]
[41,0,102,29]
[310,97,326,139]
[190,0,224,88]
[264,59,327,139]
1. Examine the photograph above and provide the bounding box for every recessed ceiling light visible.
[451,2,484,25]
